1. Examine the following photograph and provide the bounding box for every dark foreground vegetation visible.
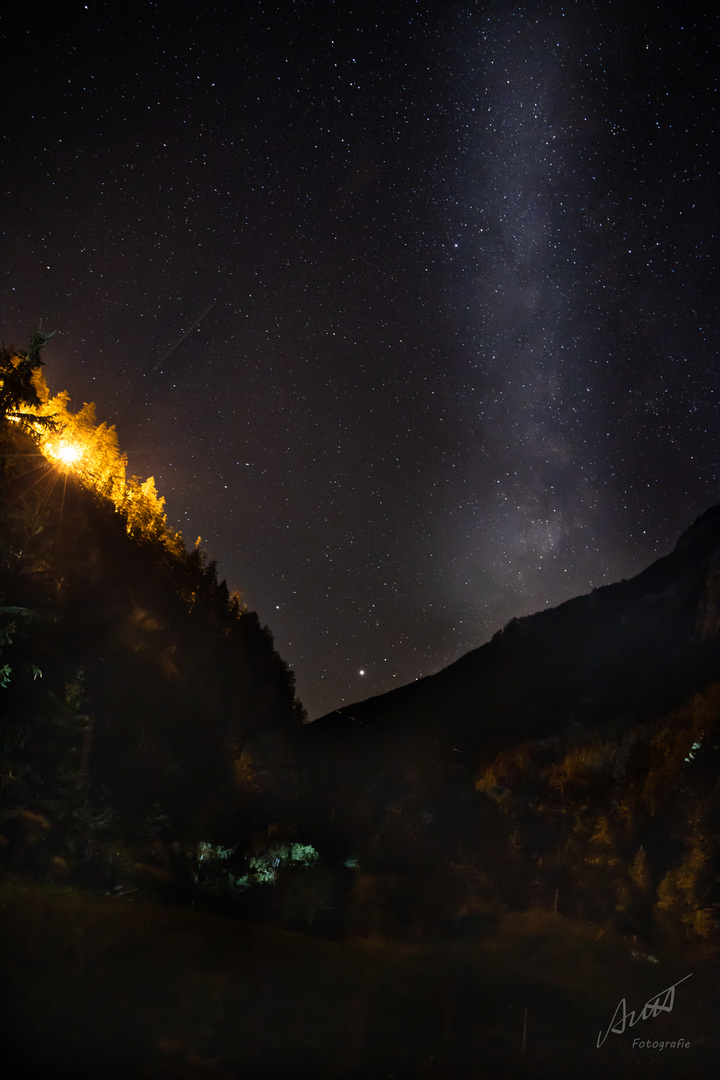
[1,336,719,1076]
[1,876,715,1080]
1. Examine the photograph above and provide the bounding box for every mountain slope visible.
[0,395,304,867]
[296,508,720,945]
[310,503,720,757]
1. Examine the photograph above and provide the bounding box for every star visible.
[2,4,714,719]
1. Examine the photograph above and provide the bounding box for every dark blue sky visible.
[2,1,717,717]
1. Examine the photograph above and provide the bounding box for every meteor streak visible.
[145,301,216,377]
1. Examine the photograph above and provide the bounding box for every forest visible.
[1,333,310,913]
[1,335,717,1079]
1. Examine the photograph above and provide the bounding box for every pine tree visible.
[0,332,56,428]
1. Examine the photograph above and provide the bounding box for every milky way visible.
[2,3,717,717]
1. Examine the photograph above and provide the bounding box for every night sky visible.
[2,2,717,719]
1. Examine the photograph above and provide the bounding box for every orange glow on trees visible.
[3,334,184,552]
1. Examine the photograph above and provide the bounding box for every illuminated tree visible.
[0,331,56,429]
[122,476,167,541]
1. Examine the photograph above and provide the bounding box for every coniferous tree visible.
[1,333,308,896]
[0,331,55,426]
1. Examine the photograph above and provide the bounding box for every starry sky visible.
[2,1,717,718]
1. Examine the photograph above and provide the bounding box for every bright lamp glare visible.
[55,442,82,466]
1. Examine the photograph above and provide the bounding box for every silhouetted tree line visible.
[472,684,720,941]
[0,335,312,920]
[1,334,718,945]
[298,513,720,944]
[292,678,719,944]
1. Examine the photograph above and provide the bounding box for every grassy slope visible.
[0,878,715,1080]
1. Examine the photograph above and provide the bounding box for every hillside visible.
[311,502,720,750]
[1,335,719,1077]
[299,509,720,943]
[1,335,306,901]
[3,875,713,1080]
